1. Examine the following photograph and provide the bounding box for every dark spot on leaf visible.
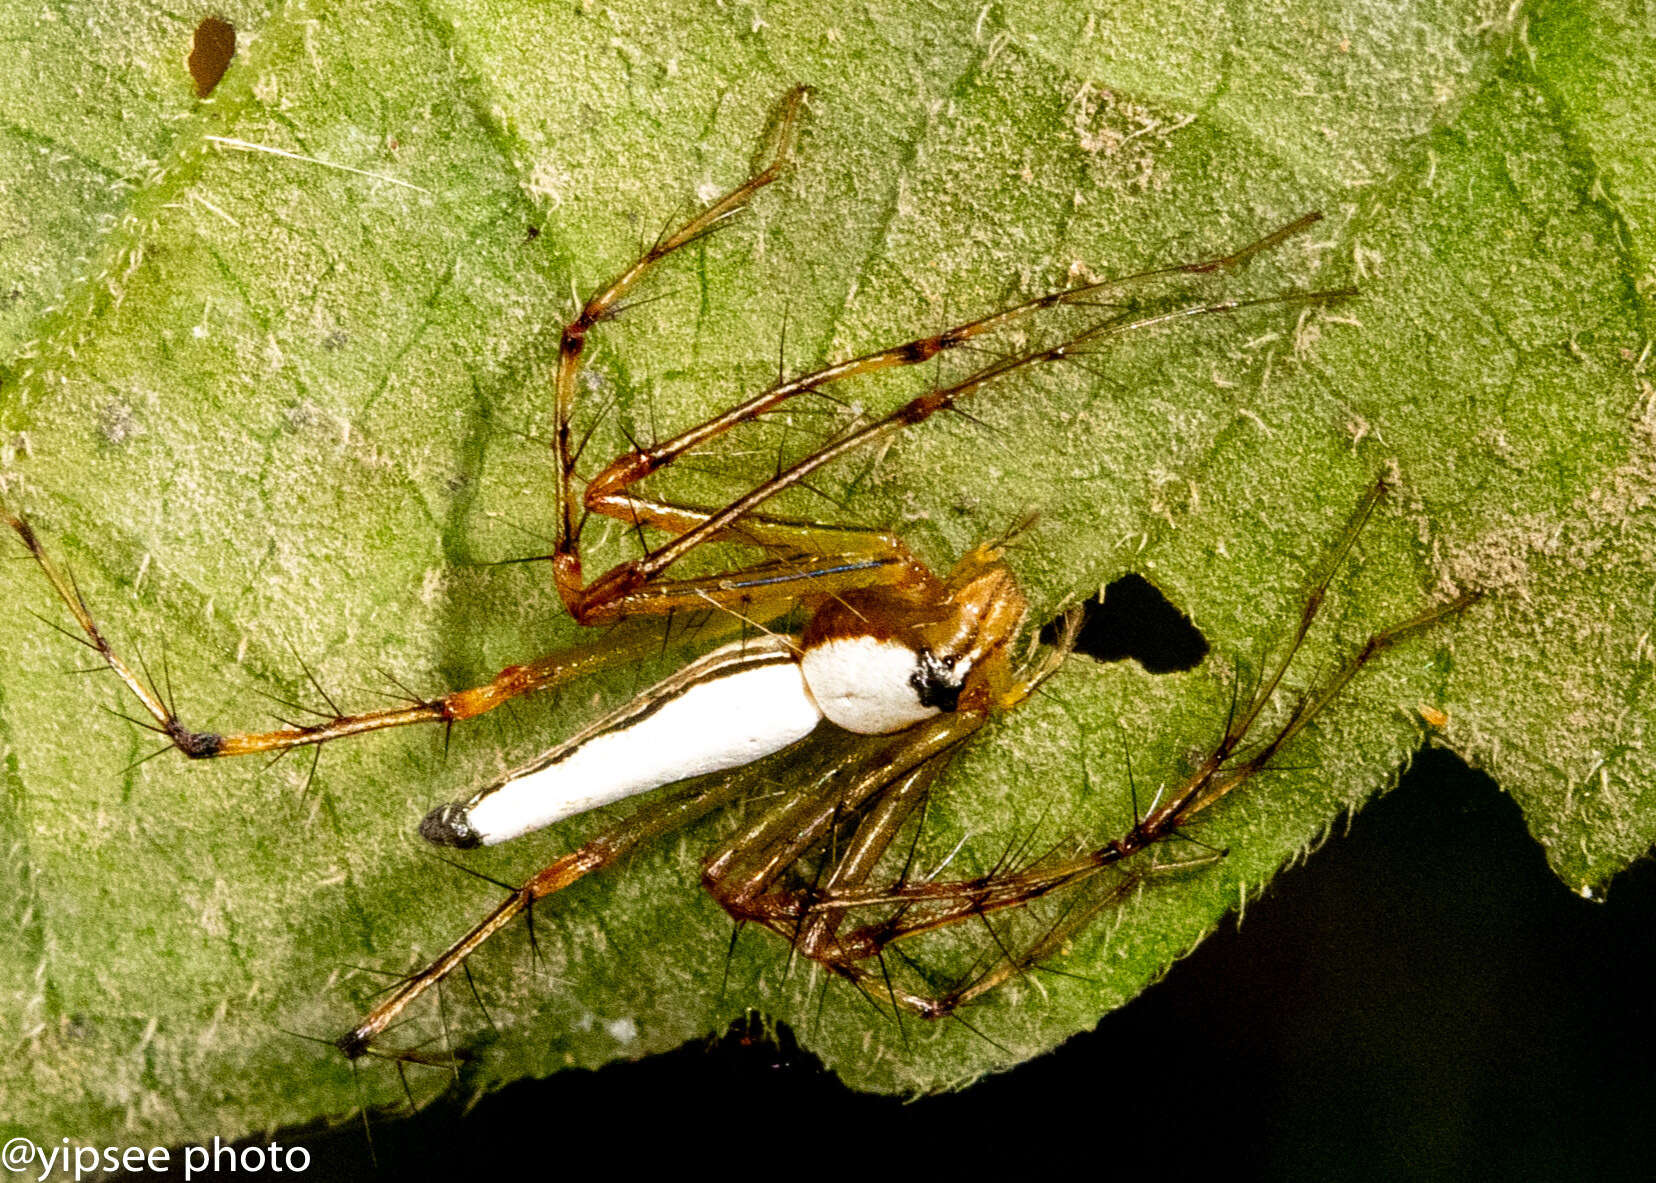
[1047,573,1208,673]
[188,15,235,98]
[526,225,541,241]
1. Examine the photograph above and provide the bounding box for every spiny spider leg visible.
[0,91,860,765]
[565,284,1352,626]
[828,585,1474,943]
[577,210,1330,518]
[828,863,1148,1021]
[543,95,1336,623]
[827,588,1477,1024]
[775,483,1477,1022]
[550,87,809,570]
[337,768,757,1058]
[789,757,942,962]
[791,481,1399,920]
[701,716,982,917]
[336,690,1009,1058]
[0,507,773,759]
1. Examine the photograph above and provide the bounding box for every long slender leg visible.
[584,492,913,558]
[341,700,987,1058]
[0,503,825,758]
[78,255,1297,745]
[702,711,986,918]
[555,490,942,616]
[337,767,761,1058]
[580,211,1329,508]
[550,88,809,602]
[814,568,1474,929]
[819,591,1476,1020]
[788,757,941,961]
[617,287,1355,598]
[555,281,1351,626]
[538,94,1330,620]
[779,485,1477,1006]
[8,87,1334,748]
[821,868,1147,1021]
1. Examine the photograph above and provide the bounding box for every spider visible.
[1,86,1471,1064]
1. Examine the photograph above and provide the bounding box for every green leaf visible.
[1,0,1650,1144]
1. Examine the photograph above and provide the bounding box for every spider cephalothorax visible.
[799,545,1026,732]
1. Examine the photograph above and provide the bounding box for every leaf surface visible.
[0,0,1649,1142]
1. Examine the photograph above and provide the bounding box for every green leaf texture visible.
[0,0,1650,1144]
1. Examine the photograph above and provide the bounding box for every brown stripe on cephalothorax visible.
[800,585,945,652]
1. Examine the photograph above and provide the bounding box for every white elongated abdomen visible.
[421,641,822,848]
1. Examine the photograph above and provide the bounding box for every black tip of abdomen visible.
[420,802,482,849]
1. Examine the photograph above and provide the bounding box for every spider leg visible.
[562,283,1353,622]
[8,78,1340,751]
[567,285,1353,625]
[824,865,1146,1021]
[530,86,954,621]
[791,483,1477,1005]
[701,711,986,922]
[814,588,1475,1020]
[790,756,944,962]
[547,94,1332,623]
[585,492,906,554]
[814,596,1472,939]
[337,765,762,1059]
[0,502,829,759]
[550,88,809,600]
[579,210,1330,511]
[8,488,975,763]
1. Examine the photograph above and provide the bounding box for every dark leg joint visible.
[897,338,941,364]
[170,726,224,759]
